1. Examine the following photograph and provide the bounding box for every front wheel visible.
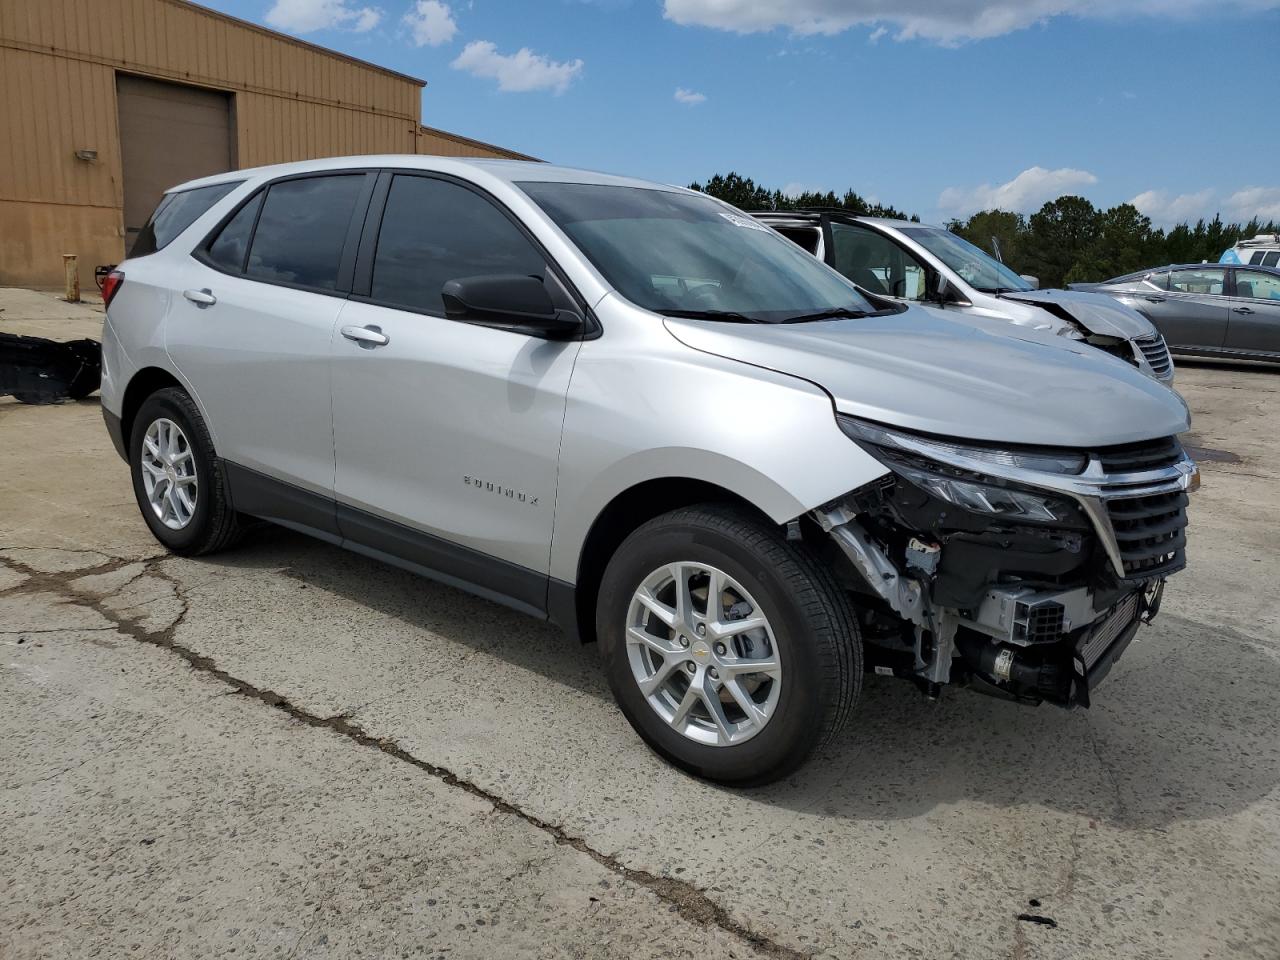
[597,505,862,786]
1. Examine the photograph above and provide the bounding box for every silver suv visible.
[100,157,1197,785]
[753,210,1176,382]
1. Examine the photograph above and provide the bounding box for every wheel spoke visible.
[723,677,768,728]
[670,563,695,626]
[700,676,734,744]
[669,681,700,727]
[627,625,680,657]
[638,655,686,697]
[708,614,768,640]
[174,474,197,487]
[720,654,780,679]
[635,587,677,628]
[703,567,723,623]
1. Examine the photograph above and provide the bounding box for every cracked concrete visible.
[2,289,1279,959]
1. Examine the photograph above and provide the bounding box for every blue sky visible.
[204,1,1280,226]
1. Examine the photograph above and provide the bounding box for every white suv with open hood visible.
[754,210,1175,383]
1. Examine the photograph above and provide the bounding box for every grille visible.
[1095,435,1183,474]
[1136,334,1174,379]
[1106,489,1188,579]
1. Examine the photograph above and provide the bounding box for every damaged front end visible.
[813,417,1197,707]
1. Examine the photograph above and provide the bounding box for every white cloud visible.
[403,0,457,46]
[662,0,1280,45]
[265,0,382,33]
[674,87,706,104]
[1129,188,1215,225]
[451,41,584,94]
[938,166,1098,217]
[1130,186,1280,225]
[1224,186,1280,223]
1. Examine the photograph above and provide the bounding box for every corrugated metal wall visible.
[0,0,425,287]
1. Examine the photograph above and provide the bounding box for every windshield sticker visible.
[718,211,771,232]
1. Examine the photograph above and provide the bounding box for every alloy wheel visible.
[139,417,198,530]
[625,562,782,746]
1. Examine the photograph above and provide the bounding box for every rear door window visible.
[1234,270,1280,301]
[245,175,367,291]
[1264,251,1280,268]
[130,181,241,258]
[370,175,547,315]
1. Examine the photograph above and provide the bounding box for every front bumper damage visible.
[814,431,1197,707]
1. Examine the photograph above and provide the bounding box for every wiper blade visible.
[780,307,870,324]
[656,309,763,323]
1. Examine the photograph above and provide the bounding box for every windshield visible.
[517,181,877,322]
[899,226,1032,293]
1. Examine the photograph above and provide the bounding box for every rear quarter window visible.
[130,181,241,258]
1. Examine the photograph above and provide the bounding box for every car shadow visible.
[199,525,1280,832]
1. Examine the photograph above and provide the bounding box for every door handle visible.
[1144,295,1166,303]
[183,288,217,307]
[1232,306,1255,315]
[340,324,390,347]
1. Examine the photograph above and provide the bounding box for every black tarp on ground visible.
[0,334,101,404]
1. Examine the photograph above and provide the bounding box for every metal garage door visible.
[117,74,233,246]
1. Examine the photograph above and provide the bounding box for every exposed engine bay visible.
[811,417,1197,707]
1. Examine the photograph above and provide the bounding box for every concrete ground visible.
[2,288,1278,959]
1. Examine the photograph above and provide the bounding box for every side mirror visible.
[441,274,581,338]
[933,272,954,305]
[1019,274,1040,289]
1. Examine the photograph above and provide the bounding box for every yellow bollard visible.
[63,254,80,303]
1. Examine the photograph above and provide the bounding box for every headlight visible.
[838,417,1086,475]
[838,416,1084,524]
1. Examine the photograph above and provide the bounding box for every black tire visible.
[128,387,243,556]
[597,504,862,786]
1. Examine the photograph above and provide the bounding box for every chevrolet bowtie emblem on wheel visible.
[462,475,538,506]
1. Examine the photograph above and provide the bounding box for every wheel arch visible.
[553,476,773,646]
[119,367,188,452]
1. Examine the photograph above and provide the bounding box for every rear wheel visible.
[597,505,861,786]
[129,387,243,556]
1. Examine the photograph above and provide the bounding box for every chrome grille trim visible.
[1135,333,1174,380]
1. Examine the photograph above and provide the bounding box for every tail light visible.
[101,270,125,309]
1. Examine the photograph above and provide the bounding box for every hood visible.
[664,306,1189,448]
[998,288,1155,340]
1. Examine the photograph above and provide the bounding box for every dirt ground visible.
[3,287,1278,959]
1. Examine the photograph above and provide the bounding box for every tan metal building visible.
[0,0,533,289]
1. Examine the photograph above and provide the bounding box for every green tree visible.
[1024,196,1102,289]
[950,210,1027,270]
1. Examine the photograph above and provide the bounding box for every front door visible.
[1227,269,1280,355]
[329,173,582,607]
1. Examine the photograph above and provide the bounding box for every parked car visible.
[100,157,1196,785]
[1070,263,1280,361]
[1219,233,1280,268]
[753,210,1175,382]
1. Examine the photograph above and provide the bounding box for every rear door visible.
[1140,267,1230,350]
[165,172,375,507]
[1226,269,1280,355]
[329,172,583,606]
